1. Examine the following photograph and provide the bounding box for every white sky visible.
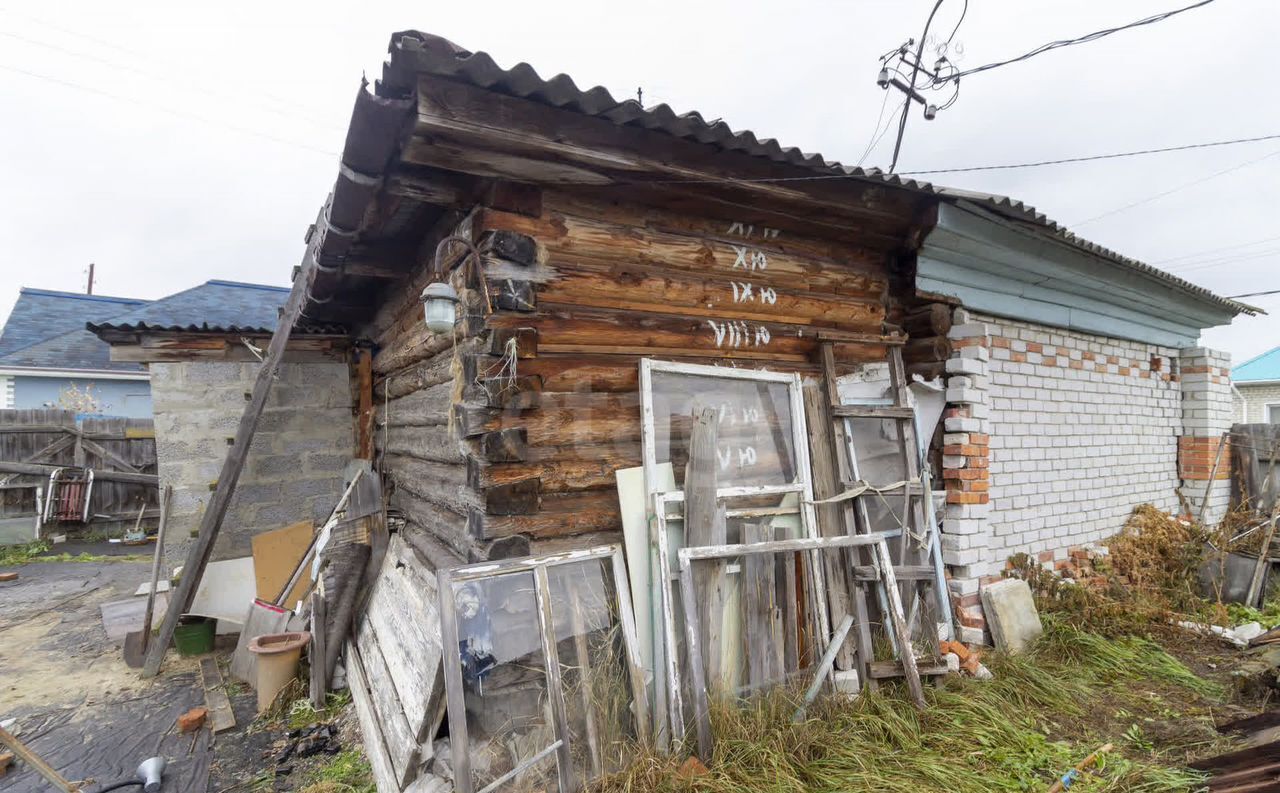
[1,0,1277,363]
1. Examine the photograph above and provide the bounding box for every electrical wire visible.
[1070,147,1280,228]
[941,0,968,48]
[936,0,1218,84]
[0,63,342,158]
[900,133,1280,176]
[856,86,894,166]
[1152,234,1280,264]
[889,0,946,173]
[1225,289,1280,299]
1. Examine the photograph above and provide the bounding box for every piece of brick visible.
[177,707,208,734]
[676,756,709,779]
[0,751,13,776]
[0,573,17,582]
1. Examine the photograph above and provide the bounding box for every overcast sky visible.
[1,1,1276,363]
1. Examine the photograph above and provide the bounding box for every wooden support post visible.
[357,349,375,460]
[142,253,315,678]
[685,407,727,693]
[0,725,78,792]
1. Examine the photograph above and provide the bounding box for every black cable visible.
[942,0,968,47]
[936,0,1218,84]
[93,779,142,792]
[889,0,946,173]
[1226,289,1280,300]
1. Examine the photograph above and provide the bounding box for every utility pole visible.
[888,0,944,173]
[86,262,95,295]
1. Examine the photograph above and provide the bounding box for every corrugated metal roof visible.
[87,320,346,336]
[375,31,1253,318]
[1233,345,1280,382]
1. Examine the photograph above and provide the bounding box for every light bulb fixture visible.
[923,104,937,120]
[421,281,460,334]
[876,67,890,88]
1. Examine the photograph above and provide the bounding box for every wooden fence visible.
[0,409,158,522]
[1231,423,1280,516]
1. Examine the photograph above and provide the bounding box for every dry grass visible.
[596,617,1227,793]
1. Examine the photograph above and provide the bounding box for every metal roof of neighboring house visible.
[0,280,302,374]
[371,31,1253,318]
[1233,346,1280,383]
[0,289,149,359]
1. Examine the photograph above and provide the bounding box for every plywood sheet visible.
[250,521,314,608]
[188,557,256,624]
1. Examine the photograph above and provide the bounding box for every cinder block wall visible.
[1236,383,1280,423]
[150,360,352,570]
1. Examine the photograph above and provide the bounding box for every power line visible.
[888,0,945,173]
[0,63,342,158]
[1152,234,1280,264]
[938,0,1218,84]
[1070,147,1280,228]
[1226,289,1280,299]
[899,133,1280,176]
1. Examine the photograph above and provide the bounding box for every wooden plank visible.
[355,613,422,787]
[802,383,856,672]
[200,656,237,733]
[868,657,950,679]
[684,407,727,695]
[361,537,444,741]
[853,565,938,582]
[0,725,77,793]
[310,593,328,709]
[742,522,777,688]
[346,639,402,793]
[830,405,916,420]
[142,204,316,679]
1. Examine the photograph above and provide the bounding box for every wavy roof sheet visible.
[375,31,1251,317]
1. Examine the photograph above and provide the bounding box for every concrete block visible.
[944,417,982,432]
[950,322,990,340]
[958,625,989,645]
[946,357,988,376]
[980,578,1043,653]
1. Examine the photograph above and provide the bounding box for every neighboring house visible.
[1232,345,1280,423]
[0,289,151,416]
[256,31,1253,788]
[0,280,296,419]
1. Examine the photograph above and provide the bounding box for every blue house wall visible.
[12,376,152,418]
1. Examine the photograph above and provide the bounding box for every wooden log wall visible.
[369,187,911,559]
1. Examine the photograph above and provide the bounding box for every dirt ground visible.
[0,547,351,793]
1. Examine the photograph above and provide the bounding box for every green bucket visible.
[173,617,215,656]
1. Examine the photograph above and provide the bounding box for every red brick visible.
[991,336,1011,349]
[178,707,208,734]
[1010,352,1027,363]
[967,456,989,469]
[1043,357,1058,367]
[969,433,990,446]
[947,492,988,505]
[1037,550,1055,562]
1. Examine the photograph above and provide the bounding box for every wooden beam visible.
[407,74,920,228]
[142,223,318,678]
[356,349,374,460]
[0,460,157,486]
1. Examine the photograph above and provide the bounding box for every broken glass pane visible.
[450,571,559,793]
[545,557,639,782]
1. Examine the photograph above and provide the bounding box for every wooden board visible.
[199,656,237,733]
[346,639,402,793]
[355,609,421,787]
[360,536,444,740]
[251,521,314,608]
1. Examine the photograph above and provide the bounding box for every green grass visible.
[298,747,376,793]
[598,617,1225,793]
[0,539,148,566]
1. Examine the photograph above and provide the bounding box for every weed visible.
[298,747,375,793]
[0,540,50,566]
[598,616,1217,792]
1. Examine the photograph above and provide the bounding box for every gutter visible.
[0,366,149,381]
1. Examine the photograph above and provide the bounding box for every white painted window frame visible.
[637,359,824,745]
[1266,402,1280,424]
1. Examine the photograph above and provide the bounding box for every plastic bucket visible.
[173,617,216,656]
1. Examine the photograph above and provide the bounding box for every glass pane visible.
[649,370,797,490]
[846,416,913,536]
[545,557,639,783]
[451,571,559,793]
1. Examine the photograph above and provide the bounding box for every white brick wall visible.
[1236,383,1280,423]
[978,313,1182,561]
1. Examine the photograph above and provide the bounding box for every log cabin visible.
[227,29,1254,792]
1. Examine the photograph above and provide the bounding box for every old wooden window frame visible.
[676,530,901,759]
[638,359,824,744]
[437,544,649,793]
